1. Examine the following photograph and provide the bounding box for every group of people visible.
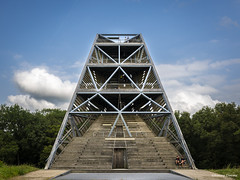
[175,156,186,167]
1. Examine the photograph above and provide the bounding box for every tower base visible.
[50,115,190,170]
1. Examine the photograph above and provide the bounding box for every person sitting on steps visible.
[180,156,186,167]
[175,155,180,166]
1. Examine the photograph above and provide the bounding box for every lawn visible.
[0,161,38,180]
[209,167,240,180]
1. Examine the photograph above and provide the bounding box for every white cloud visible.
[221,79,240,103]
[170,91,219,114]
[14,68,76,102]
[156,59,238,114]
[184,84,217,95]
[162,81,219,114]
[220,16,240,27]
[8,67,77,111]
[71,61,85,69]
[13,54,22,59]
[190,74,225,87]
[58,102,70,110]
[157,60,210,79]
[210,58,240,68]
[209,39,219,43]
[7,95,57,111]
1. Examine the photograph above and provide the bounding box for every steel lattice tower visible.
[45,34,196,170]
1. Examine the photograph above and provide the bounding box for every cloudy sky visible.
[1,0,240,114]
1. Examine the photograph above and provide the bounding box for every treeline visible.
[0,103,239,169]
[0,104,65,167]
[176,102,240,169]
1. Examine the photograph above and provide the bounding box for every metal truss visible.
[45,34,196,169]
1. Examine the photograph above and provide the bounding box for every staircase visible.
[51,114,185,170]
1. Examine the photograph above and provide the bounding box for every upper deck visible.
[96,34,143,44]
[88,34,151,65]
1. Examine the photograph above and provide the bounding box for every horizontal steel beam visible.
[77,91,163,94]
[95,43,144,46]
[69,111,171,114]
[87,64,151,67]
[100,34,138,36]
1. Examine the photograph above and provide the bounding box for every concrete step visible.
[128,158,164,162]
[51,115,188,170]
[128,166,168,169]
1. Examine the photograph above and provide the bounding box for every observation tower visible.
[45,34,196,170]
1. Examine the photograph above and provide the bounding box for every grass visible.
[209,166,240,180]
[0,161,38,180]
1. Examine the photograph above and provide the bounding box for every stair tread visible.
[51,115,187,170]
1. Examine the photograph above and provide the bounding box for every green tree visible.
[177,103,240,169]
[191,106,219,168]
[0,130,18,164]
[0,104,33,164]
[214,103,240,167]
[1,102,239,169]
[0,104,65,167]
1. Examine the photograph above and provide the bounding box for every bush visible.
[0,160,4,167]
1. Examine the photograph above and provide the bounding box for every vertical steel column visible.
[118,45,120,64]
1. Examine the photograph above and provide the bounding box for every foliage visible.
[0,104,65,168]
[0,102,239,169]
[0,161,38,180]
[176,102,240,169]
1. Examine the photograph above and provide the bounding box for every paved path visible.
[55,172,189,180]
[10,170,70,180]
[172,169,233,180]
[10,169,234,180]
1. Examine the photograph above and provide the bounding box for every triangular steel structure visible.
[45,34,196,169]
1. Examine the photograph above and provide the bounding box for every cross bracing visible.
[45,34,196,169]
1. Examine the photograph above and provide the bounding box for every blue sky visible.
[1,0,240,113]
